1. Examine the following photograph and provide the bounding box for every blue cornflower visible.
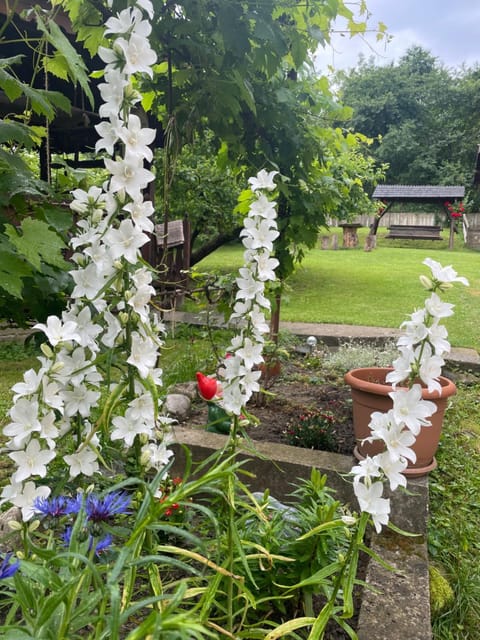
[62,525,73,547]
[0,553,19,579]
[93,534,113,557]
[64,494,83,516]
[33,496,68,518]
[62,527,113,557]
[85,492,131,523]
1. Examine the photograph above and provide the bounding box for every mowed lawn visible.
[196,233,480,350]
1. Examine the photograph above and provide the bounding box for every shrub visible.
[285,409,336,450]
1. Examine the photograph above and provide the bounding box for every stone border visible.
[172,426,432,640]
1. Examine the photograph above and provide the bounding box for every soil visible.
[185,357,356,455]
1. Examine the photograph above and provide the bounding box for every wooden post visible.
[449,217,455,250]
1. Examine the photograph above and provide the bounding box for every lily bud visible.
[439,282,453,291]
[419,275,433,290]
[140,449,151,467]
[7,520,23,532]
[51,361,65,374]
[92,209,104,224]
[40,343,54,358]
[28,519,40,533]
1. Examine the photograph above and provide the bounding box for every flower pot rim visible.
[344,366,457,400]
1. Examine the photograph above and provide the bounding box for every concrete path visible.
[163,310,480,372]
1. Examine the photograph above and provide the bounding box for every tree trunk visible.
[269,290,282,344]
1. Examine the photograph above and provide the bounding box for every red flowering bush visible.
[285,409,336,451]
[445,201,465,218]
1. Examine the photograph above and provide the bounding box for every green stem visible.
[225,414,239,634]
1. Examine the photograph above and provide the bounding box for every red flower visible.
[196,372,218,400]
[445,201,464,218]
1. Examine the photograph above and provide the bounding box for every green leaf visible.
[41,204,73,233]
[0,65,24,102]
[44,52,70,81]
[5,218,68,271]
[264,616,316,639]
[35,13,94,108]
[0,250,31,298]
[3,630,36,639]
[0,121,38,148]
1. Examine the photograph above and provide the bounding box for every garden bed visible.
[184,357,356,454]
[173,352,432,640]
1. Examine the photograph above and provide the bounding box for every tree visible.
[337,46,480,189]
[1,0,387,325]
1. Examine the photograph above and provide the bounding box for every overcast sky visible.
[314,0,480,73]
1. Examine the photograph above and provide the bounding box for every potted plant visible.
[345,258,469,477]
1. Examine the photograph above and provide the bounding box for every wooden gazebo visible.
[371,184,465,249]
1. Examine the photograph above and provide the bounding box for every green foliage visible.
[322,340,399,373]
[338,45,480,190]
[155,131,242,263]
[429,565,455,617]
[0,184,72,322]
[35,11,94,108]
[429,378,480,639]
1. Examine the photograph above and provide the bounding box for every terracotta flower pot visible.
[344,367,457,477]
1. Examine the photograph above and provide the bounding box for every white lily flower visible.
[105,7,141,35]
[254,250,280,281]
[115,33,157,77]
[248,169,278,192]
[95,116,122,155]
[11,369,43,400]
[118,114,156,162]
[141,441,174,471]
[34,316,81,347]
[123,198,155,232]
[351,455,382,485]
[428,322,450,356]
[249,193,278,219]
[104,219,149,263]
[419,353,445,394]
[10,439,56,483]
[62,384,101,418]
[389,385,437,435]
[375,451,408,491]
[70,263,106,300]
[64,447,99,478]
[10,482,51,521]
[386,346,414,386]
[425,292,454,319]
[4,398,42,449]
[354,481,390,533]
[127,332,158,378]
[111,415,153,447]
[423,258,469,286]
[104,156,155,199]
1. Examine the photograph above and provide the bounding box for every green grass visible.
[429,381,480,638]
[196,229,480,349]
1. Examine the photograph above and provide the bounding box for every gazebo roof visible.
[372,185,465,202]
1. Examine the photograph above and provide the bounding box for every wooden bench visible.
[386,224,442,240]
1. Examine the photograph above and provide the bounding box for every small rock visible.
[0,507,22,553]
[168,381,198,400]
[165,393,192,421]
